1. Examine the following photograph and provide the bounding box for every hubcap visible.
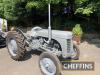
[40,58,56,75]
[8,39,18,56]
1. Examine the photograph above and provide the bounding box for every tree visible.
[0,0,20,20]
[0,0,63,26]
[25,0,61,9]
[75,0,100,16]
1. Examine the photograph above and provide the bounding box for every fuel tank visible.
[30,27,73,39]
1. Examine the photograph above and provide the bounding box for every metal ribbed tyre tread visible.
[6,31,26,61]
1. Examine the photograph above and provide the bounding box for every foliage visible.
[25,1,43,10]
[75,7,93,16]
[64,20,77,29]
[0,0,19,20]
[72,24,83,37]
[0,0,64,25]
[0,0,99,29]
[75,0,100,16]
[52,17,61,30]
[25,0,61,10]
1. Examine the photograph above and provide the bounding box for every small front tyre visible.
[39,52,61,75]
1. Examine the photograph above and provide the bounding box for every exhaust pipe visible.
[48,3,52,43]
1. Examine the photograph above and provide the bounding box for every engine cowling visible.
[30,27,73,39]
[30,27,42,37]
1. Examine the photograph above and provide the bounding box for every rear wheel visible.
[6,31,26,60]
[39,52,61,75]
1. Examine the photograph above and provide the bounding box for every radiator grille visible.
[67,39,71,53]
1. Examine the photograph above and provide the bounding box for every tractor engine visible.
[30,27,73,58]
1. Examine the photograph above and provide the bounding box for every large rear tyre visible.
[71,44,80,60]
[39,52,61,75]
[6,31,26,61]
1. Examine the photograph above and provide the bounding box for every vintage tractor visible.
[6,4,80,75]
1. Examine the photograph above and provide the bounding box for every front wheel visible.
[71,44,80,60]
[39,52,61,75]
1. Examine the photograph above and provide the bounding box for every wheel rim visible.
[40,58,56,75]
[8,39,18,56]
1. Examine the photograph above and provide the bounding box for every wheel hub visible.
[8,39,18,56]
[40,58,56,75]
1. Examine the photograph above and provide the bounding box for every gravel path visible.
[0,41,100,75]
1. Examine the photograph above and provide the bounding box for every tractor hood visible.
[36,29,73,39]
